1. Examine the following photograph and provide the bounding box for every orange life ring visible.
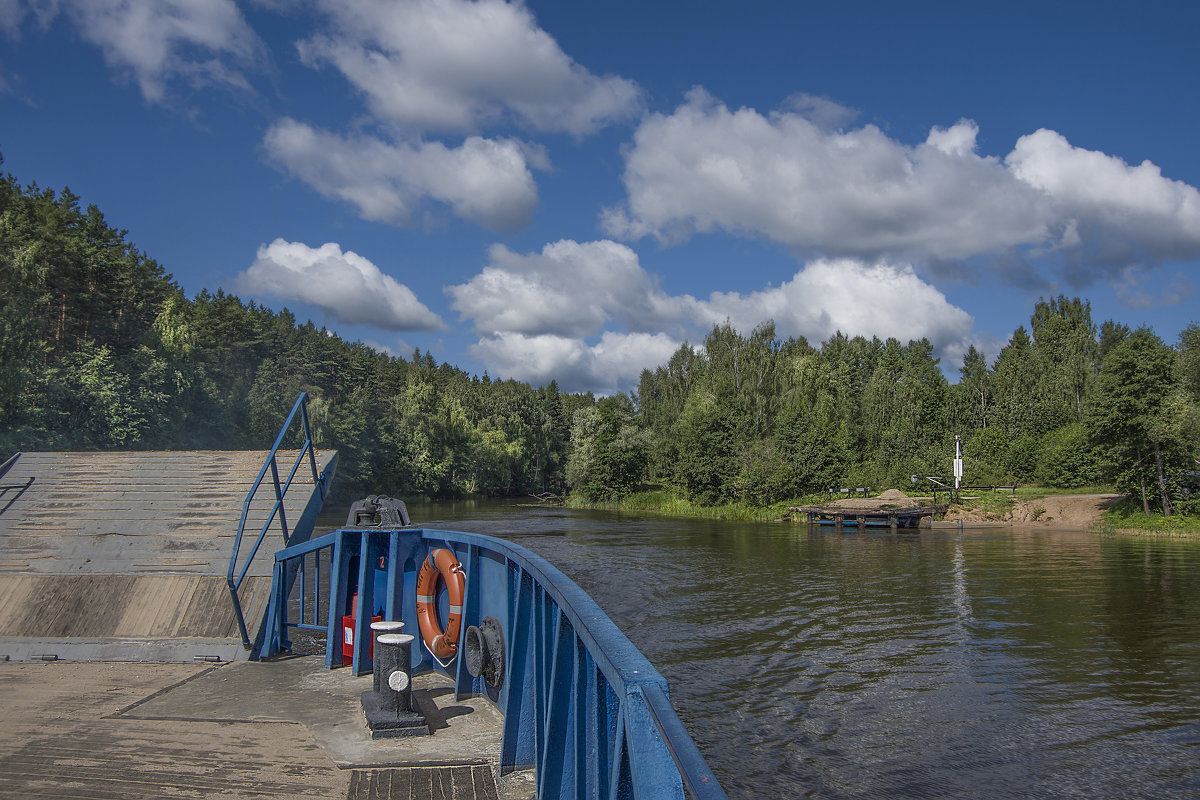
[416,548,465,661]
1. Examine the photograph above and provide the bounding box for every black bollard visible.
[374,632,413,714]
[361,630,429,738]
[369,620,406,695]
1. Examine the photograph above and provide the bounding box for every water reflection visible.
[367,503,1200,799]
[951,537,972,624]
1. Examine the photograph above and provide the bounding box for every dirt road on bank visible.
[949,493,1122,528]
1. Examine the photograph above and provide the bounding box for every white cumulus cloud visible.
[470,331,681,395]
[1007,128,1200,270]
[696,259,975,357]
[447,239,694,338]
[926,118,979,157]
[32,0,264,102]
[299,0,642,135]
[263,0,640,232]
[263,118,544,231]
[606,89,1200,283]
[603,89,1048,261]
[235,238,444,331]
[359,338,408,358]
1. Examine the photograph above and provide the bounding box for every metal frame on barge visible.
[262,524,726,800]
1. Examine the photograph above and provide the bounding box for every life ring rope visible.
[415,547,466,665]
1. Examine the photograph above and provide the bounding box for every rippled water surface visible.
[409,502,1200,799]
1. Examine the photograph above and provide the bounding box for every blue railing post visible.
[324,533,346,668]
[350,531,372,675]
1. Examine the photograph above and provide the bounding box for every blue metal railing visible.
[279,539,334,638]
[0,452,20,480]
[264,527,727,800]
[227,393,327,650]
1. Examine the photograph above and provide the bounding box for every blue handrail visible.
[227,393,324,649]
[0,452,20,480]
[264,527,728,799]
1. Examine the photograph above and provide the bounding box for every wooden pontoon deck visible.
[785,504,945,528]
[783,489,946,529]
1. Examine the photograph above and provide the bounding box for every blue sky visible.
[2,0,1198,394]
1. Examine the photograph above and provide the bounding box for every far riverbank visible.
[565,488,1200,535]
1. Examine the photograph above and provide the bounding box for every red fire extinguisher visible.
[342,592,383,666]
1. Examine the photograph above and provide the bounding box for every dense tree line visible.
[0,169,577,501]
[575,299,1198,516]
[2,168,1197,516]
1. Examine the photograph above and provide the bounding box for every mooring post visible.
[376,633,415,713]
[361,628,429,737]
[370,620,406,694]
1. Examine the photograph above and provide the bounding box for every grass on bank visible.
[564,486,829,521]
[569,483,1032,522]
[948,490,1016,520]
[1012,485,1117,498]
[1093,496,1200,536]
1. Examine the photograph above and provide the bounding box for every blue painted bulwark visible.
[266,527,728,800]
[227,392,334,651]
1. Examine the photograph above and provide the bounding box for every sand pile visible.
[827,488,915,510]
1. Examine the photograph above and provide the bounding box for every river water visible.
[403,501,1200,799]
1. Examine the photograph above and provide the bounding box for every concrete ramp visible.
[0,574,268,638]
[0,450,336,662]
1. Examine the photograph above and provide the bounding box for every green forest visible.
[2,168,1198,518]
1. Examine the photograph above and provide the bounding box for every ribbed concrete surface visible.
[0,574,268,638]
[0,450,335,575]
[0,450,335,657]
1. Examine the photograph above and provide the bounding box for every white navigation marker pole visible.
[953,435,964,490]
